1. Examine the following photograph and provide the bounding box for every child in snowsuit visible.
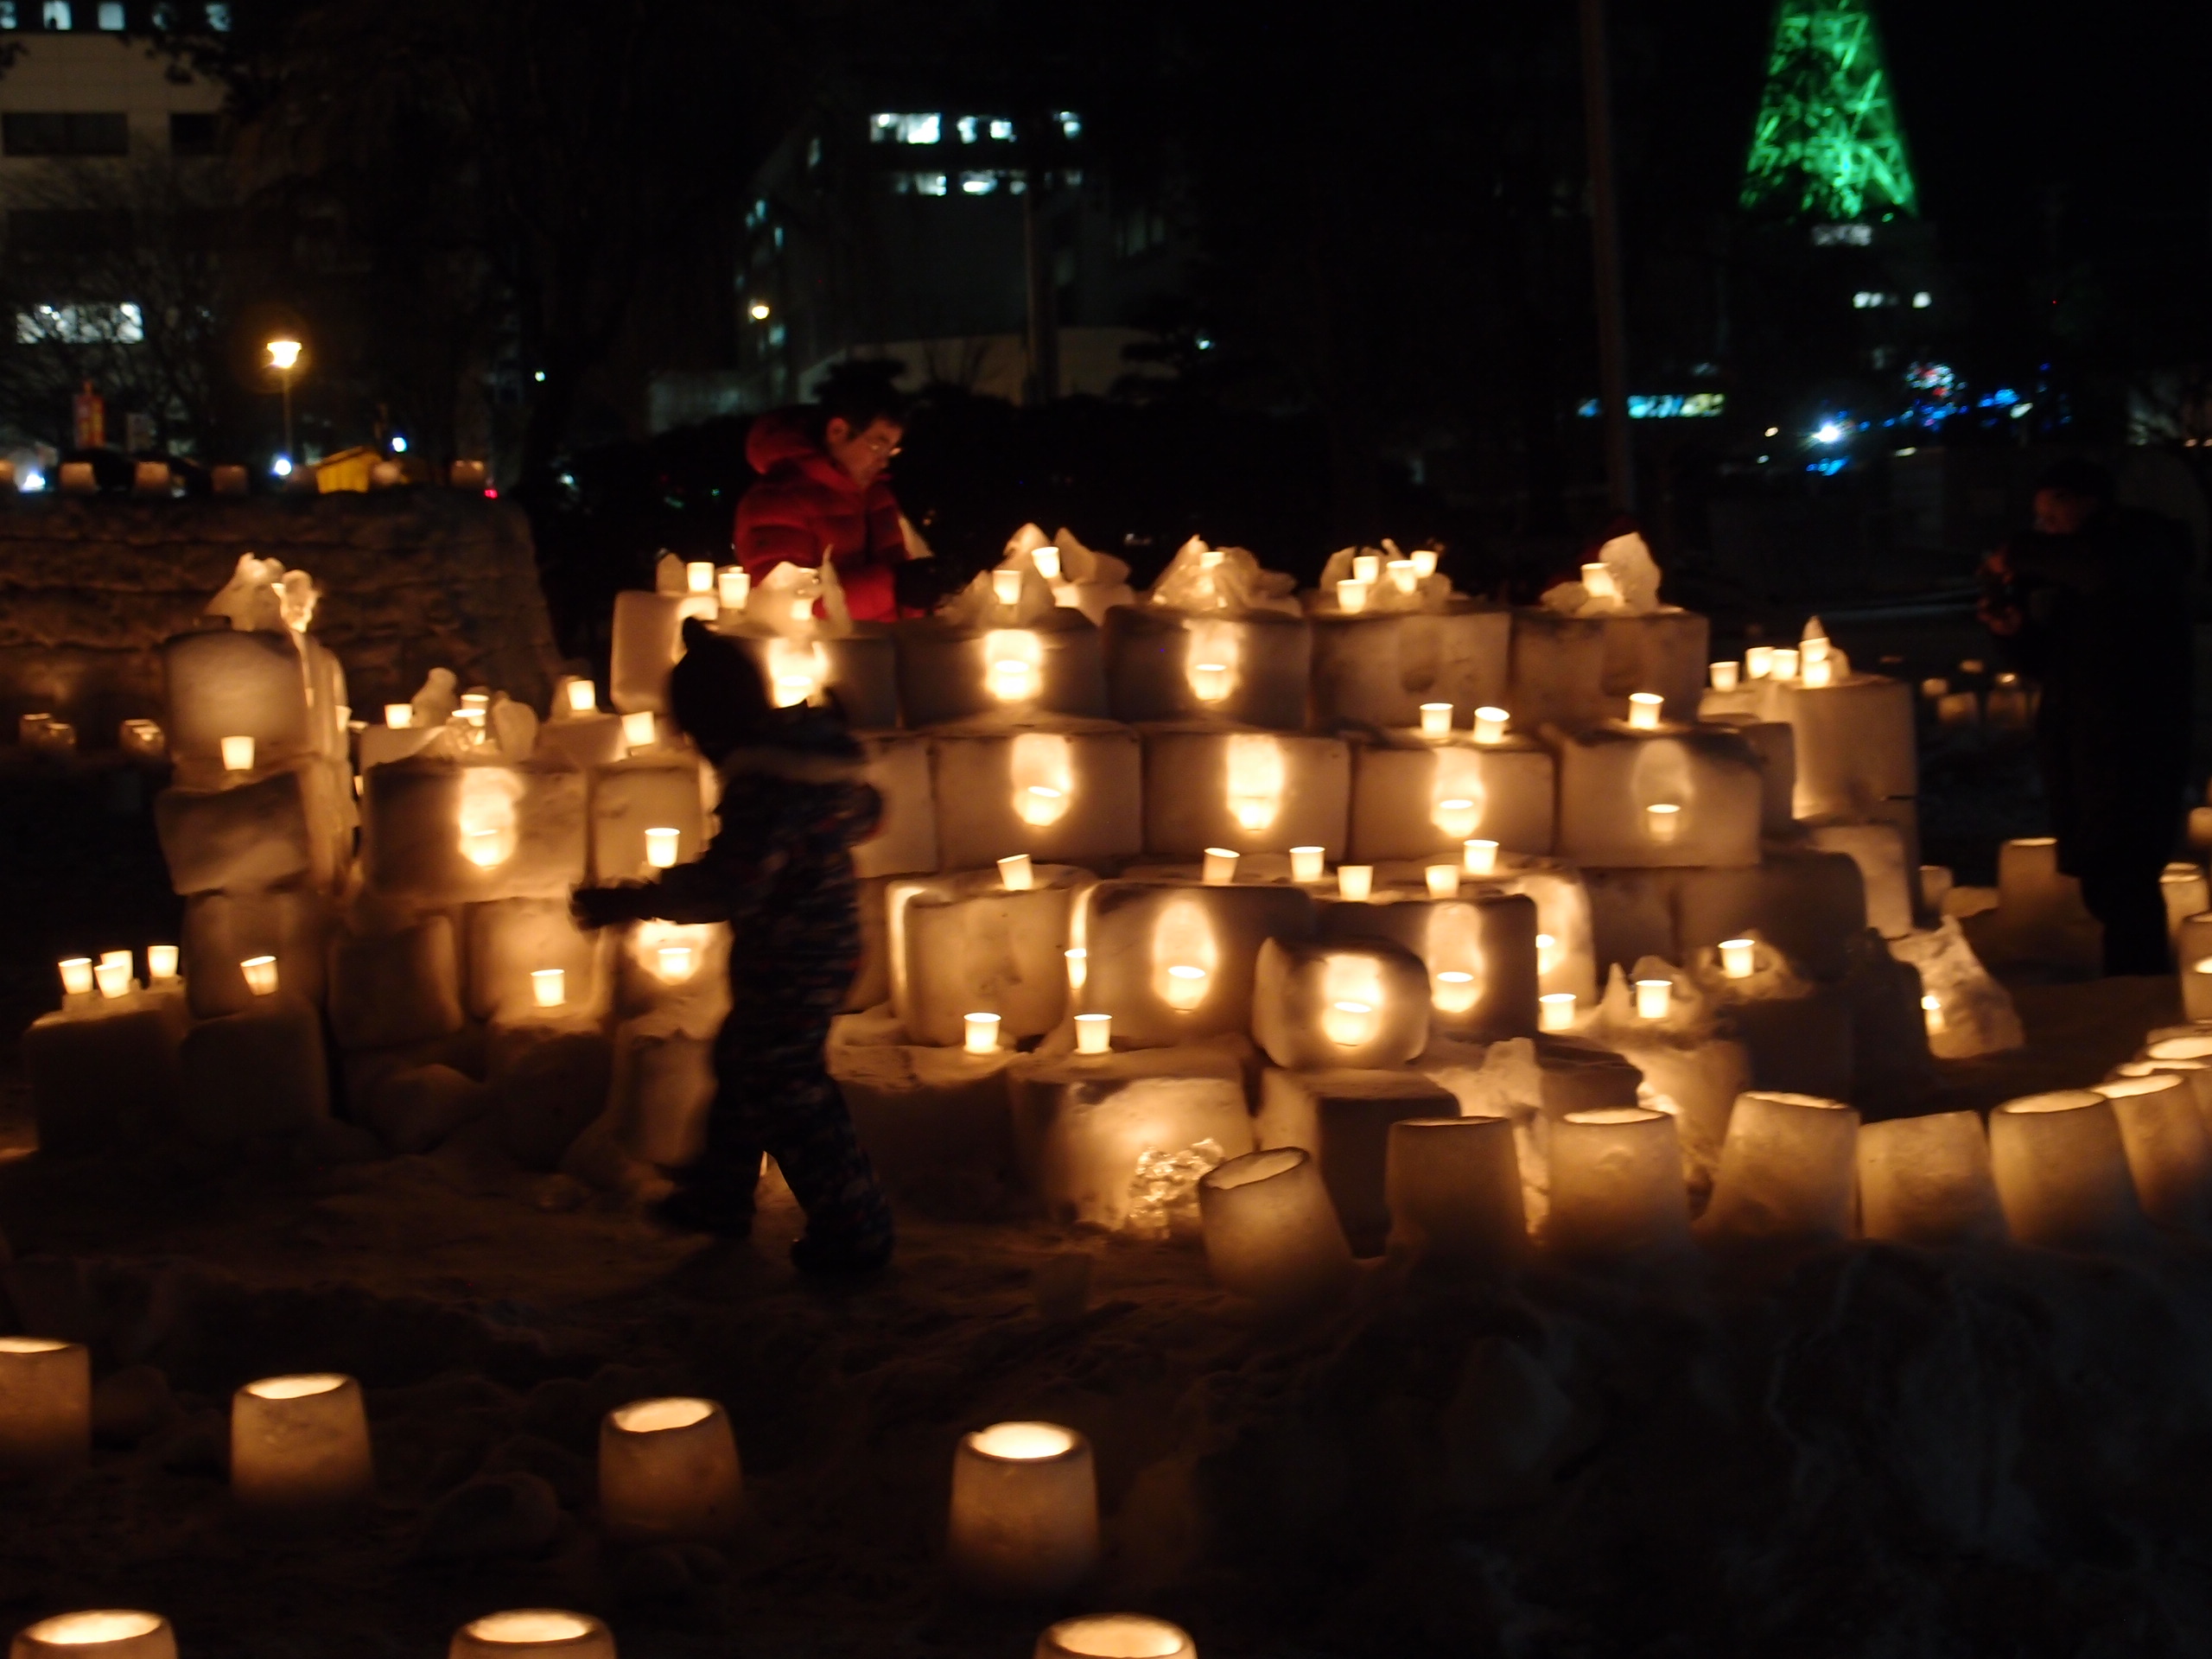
[572,620,894,1271]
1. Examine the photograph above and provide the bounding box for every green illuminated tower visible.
[1740,0,1918,222]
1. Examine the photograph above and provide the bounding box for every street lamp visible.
[266,338,302,471]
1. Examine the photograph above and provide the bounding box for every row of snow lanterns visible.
[0,1351,1193,1658]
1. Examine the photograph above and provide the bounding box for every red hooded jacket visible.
[734,410,909,622]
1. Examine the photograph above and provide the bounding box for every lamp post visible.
[265,338,302,473]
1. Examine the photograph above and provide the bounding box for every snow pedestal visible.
[1768,675,1916,819]
[607,1013,718,1169]
[1721,719,1799,835]
[1856,1111,2006,1245]
[1071,880,1317,1046]
[1103,607,1310,730]
[1347,736,1555,861]
[178,996,330,1141]
[487,1016,615,1171]
[534,710,627,772]
[928,721,1142,871]
[1383,1115,1526,1267]
[1488,861,1599,1006]
[1198,1147,1356,1313]
[1543,1107,1692,1261]
[1582,868,1682,977]
[1308,606,1512,728]
[894,613,1109,727]
[327,915,465,1052]
[725,627,900,730]
[613,920,730,1027]
[1600,609,1710,721]
[1696,1090,1859,1250]
[362,760,588,906]
[182,887,333,1018]
[1008,1041,1255,1229]
[1553,724,1763,869]
[1506,612,1607,730]
[832,1043,1017,1218]
[156,762,351,896]
[1319,890,1541,1041]
[357,1064,490,1154]
[22,996,185,1154]
[1256,1067,1460,1255]
[854,734,938,878]
[162,627,315,774]
[467,898,614,1024]
[887,866,1090,1046]
[1802,819,1916,938]
[608,591,715,714]
[1675,849,1868,981]
[2094,1074,2212,1232]
[1251,938,1430,1070]
[1140,727,1350,858]
[588,757,707,883]
[1987,1090,2147,1251]
[1968,837,2102,973]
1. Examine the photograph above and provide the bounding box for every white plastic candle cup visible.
[964,1012,1002,1055]
[461,691,489,715]
[1385,558,1418,594]
[385,702,414,729]
[1988,1090,2146,1250]
[1432,969,1478,1014]
[219,734,254,772]
[657,946,694,982]
[448,1609,614,1659]
[1922,994,1946,1036]
[1161,964,1208,1009]
[1644,803,1681,843]
[1710,660,1740,691]
[1463,839,1499,877]
[992,568,1025,606]
[1855,1110,2005,1246]
[118,719,165,759]
[1719,938,1755,980]
[947,1421,1099,1598]
[1771,647,1800,680]
[716,567,751,611]
[988,656,1039,702]
[598,1396,743,1543]
[1336,865,1373,902]
[1626,691,1662,730]
[1321,999,1376,1048]
[1471,706,1508,745]
[1188,662,1230,702]
[93,960,130,1000]
[1745,645,1773,679]
[1033,1615,1194,1659]
[1547,1108,1691,1259]
[1033,545,1062,582]
[621,711,657,753]
[1418,702,1452,738]
[1384,1116,1525,1268]
[1425,864,1459,899]
[1538,992,1577,1032]
[1432,797,1478,840]
[1074,1014,1111,1055]
[2094,1073,2212,1231]
[1801,655,1834,689]
[1411,548,1439,577]
[239,955,279,998]
[1634,978,1670,1020]
[57,958,92,999]
[1580,561,1618,601]
[564,679,597,715]
[10,1611,175,1659]
[1064,948,1087,990]
[531,968,566,1009]
[644,827,681,869]
[789,596,815,625]
[1289,846,1325,884]
[0,1337,90,1477]
[684,561,714,596]
[1351,553,1381,586]
[1700,1091,1860,1247]
[1335,578,1370,614]
[146,944,178,983]
[1201,848,1239,887]
[1198,1147,1354,1313]
[230,1373,374,1519]
[998,854,1035,892]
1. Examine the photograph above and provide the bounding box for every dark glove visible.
[894,558,961,616]
[571,881,646,931]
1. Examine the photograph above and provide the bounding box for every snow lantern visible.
[597,1397,743,1543]
[1988,1090,2146,1251]
[447,1610,614,1659]
[2093,1074,2212,1232]
[946,1421,1099,1598]
[1698,1090,1859,1248]
[230,1373,374,1518]
[10,1612,175,1659]
[0,1338,90,1477]
[1197,1147,1355,1313]
[1033,1614,1196,1659]
[1383,1116,1524,1267]
[1855,1110,2005,1246]
[1546,1107,1691,1260]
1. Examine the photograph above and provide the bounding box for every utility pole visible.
[1580,0,1634,513]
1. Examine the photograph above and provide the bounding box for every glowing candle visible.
[1634,977,1670,1020]
[1463,838,1498,876]
[1337,864,1373,902]
[230,1373,374,1519]
[118,718,165,759]
[10,1611,176,1659]
[964,1012,1001,1054]
[1745,645,1773,679]
[1335,577,1370,613]
[1411,548,1439,577]
[93,958,130,1000]
[1539,991,1577,1032]
[240,956,279,998]
[621,711,657,753]
[461,691,489,715]
[1161,963,1208,1010]
[1710,660,1740,691]
[1418,702,1452,737]
[1801,655,1834,689]
[998,853,1035,891]
[1921,677,1949,700]
[717,567,750,609]
[789,596,814,625]
[385,702,413,728]
[1719,938,1755,979]
[1188,661,1230,702]
[1580,561,1618,601]
[565,679,596,715]
[57,957,92,997]
[1385,558,1418,594]
[1922,994,1945,1035]
[1771,647,1800,680]
[1064,947,1087,990]
[1432,969,1478,1014]
[0,1337,90,1477]
[448,1610,614,1659]
[1536,933,1561,974]
[1425,864,1459,899]
[1644,803,1681,843]
[1019,785,1066,825]
[1198,547,1224,569]
[1627,691,1662,729]
[220,735,254,772]
[1035,1616,1195,1659]
[988,631,1040,701]
[992,568,1024,606]
[599,1396,743,1543]
[643,827,681,869]
[1075,1013,1112,1055]
[1352,553,1381,586]
[1471,706,1508,745]
[1432,797,1478,840]
[682,562,714,598]
[1322,999,1376,1048]
[1033,544,1062,581]
[946,1421,1099,1598]
[1289,845,1325,883]
[531,968,565,1009]
[147,944,177,982]
[1202,847,1239,886]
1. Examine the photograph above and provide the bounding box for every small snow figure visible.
[572,619,894,1272]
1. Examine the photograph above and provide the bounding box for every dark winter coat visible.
[734,410,909,623]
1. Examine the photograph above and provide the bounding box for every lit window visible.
[988,118,1014,141]
[1811,223,1872,247]
[772,224,784,248]
[869,112,940,145]
[766,321,785,349]
[96,0,120,25]
[1057,111,1082,139]
[1912,290,1931,308]
[41,0,69,26]
[805,135,821,169]
[959,171,996,195]
[0,4,18,25]
[912,172,946,196]
[957,116,977,143]
[204,2,228,25]
[16,301,145,344]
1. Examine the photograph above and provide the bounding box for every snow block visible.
[887,866,1090,1046]
[1802,819,1916,939]
[1141,726,1350,859]
[589,756,708,883]
[1507,611,1607,730]
[1320,890,1541,1041]
[466,897,615,1024]
[1256,1067,1460,1255]
[1073,879,1318,1047]
[1347,736,1555,862]
[853,734,938,878]
[178,996,330,1141]
[1600,609,1710,721]
[162,626,313,772]
[1771,674,1916,818]
[363,758,588,905]
[182,887,333,1018]
[533,711,627,772]
[833,1044,1018,1219]
[928,720,1143,871]
[609,590,713,715]
[609,1013,716,1169]
[1674,849,1867,982]
[1582,868,1683,979]
[1103,607,1310,730]
[488,1018,614,1170]
[22,997,184,1154]
[727,627,900,731]
[1308,605,1512,728]
[327,914,465,1052]
[359,1064,491,1154]
[155,760,347,895]
[1488,861,1600,1003]
[893,611,1109,727]
[1553,724,1764,869]
[1252,937,1431,1071]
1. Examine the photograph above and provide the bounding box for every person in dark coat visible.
[572,620,894,1270]
[1980,459,2194,975]
[734,370,915,623]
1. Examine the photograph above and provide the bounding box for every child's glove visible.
[571,882,645,931]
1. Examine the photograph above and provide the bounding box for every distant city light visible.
[272,456,293,477]
[1912,290,1932,308]
[1814,422,1846,443]
[748,302,772,321]
[533,370,545,383]
[20,470,43,493]
[265,338,302,371]
[1575,393,1726,420]
[1764,426,1779,436]
[391,435,407,454]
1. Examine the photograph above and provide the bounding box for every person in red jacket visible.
[734,371,915,622]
